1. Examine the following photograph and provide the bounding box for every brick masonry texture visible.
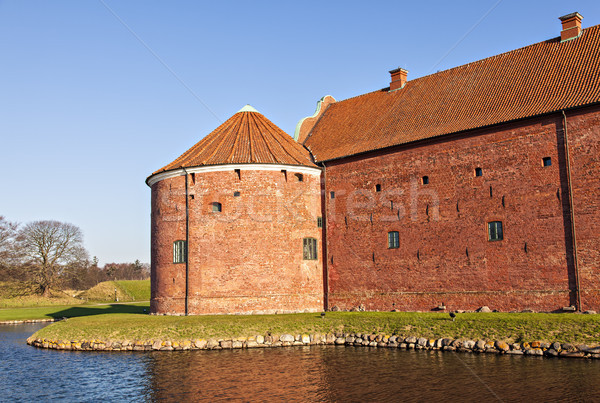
[324,106,600,313]
[151,168,324,315]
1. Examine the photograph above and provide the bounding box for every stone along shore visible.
[27,332,600,359]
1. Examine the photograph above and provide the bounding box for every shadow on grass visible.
[48,303,149,319]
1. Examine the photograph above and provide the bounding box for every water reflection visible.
[145,345,600,402]
[2,324,600,402]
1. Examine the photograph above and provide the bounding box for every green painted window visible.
[303,238,318,260]
[173,240,187,264]
[488,221,503,241]
[388,231,399,249]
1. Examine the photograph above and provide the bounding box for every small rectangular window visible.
[475,167,483,177]
[543,157,552,167]
[212,202,222,212]
[375,184,382,192]
[295,173,304,182]
[173,240,187,264]
[233,191,240,197]
[488,221,503,241]
[234,169,241,180]
[317,217,323,228]
[330,191,335,199]
[422,176,429,185]
[388,231,399,249]
[303,238,318,260]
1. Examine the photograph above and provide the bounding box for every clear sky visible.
[1,0,599,265]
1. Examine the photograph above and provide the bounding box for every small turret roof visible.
[152,106,316,175]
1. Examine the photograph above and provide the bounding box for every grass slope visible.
[79,279,149,302]
[33,311,600,345]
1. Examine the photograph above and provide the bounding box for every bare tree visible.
[0,216,19,273]
[18,220,89,296]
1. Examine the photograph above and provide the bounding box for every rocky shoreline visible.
[1,318,58,325]
[27,332,600,359]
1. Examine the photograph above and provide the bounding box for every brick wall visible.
[324,106,600,312]
[566,106,600,311]
[150,167,324,315]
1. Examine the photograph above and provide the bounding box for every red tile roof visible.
[153,107,317,174]
[305,25,600,162]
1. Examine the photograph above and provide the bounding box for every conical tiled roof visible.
[153,106,317,174]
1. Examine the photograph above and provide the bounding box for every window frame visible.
[303,237,318,260]
[211,202,222,212]
[488,221,504,242]
[388,231,400,249]
[173,240,187,264]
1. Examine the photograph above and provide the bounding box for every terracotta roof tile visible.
[153,107,317,174]
[305,25,600,162]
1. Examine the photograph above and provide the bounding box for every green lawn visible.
[32,311,600,345]
[0,302,149,322]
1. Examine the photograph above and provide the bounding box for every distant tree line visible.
[0,216,149,295]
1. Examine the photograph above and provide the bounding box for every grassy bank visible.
[32,311,600,346]
[0,279,149,315]
[0,303,149,322]
[79,280,150,302]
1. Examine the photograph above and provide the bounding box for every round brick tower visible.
[146,105,324,315]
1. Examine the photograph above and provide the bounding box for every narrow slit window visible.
[375,184,382,192]
[422,176,429,185]
[488,221,503,241]
[234,169,241,180]
[317,217,323,228]
[303,238,318,260]
[330,191,335,199]
[475,167,483,177]
[211,202,222,212]
[173,240,187,264]
[190,173,196,184]
[543,157,552,167]
[388,231,399,249]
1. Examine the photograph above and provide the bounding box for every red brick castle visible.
[147,13,600,315]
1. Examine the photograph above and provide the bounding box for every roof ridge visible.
[226,112,247,163]
[251,113,279,164]
[305,23,600,162]
[256,113,304,165]
[203,115,240,165]
[331,24,600,108]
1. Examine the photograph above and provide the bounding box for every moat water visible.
[2,323,600,402]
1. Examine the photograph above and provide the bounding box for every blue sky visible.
[1,0,599,264]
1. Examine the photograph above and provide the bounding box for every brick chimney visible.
[559,12,583,42]
[389,68,408,91]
